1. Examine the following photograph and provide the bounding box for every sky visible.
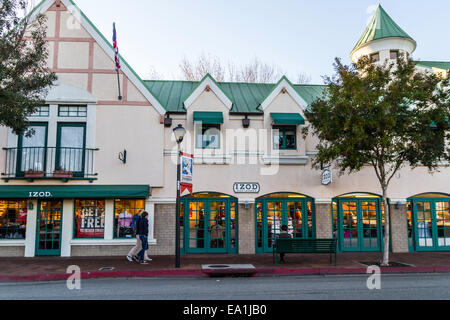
[54,0,450,84]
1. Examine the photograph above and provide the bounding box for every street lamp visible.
[173,124,186,268]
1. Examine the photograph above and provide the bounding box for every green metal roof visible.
[414,61,450,71]
[144,80,326,114]
[352,5,415,53]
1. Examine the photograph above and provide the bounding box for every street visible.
[0,273,449,300]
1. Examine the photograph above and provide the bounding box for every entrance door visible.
[35,200,62,256]
[256,196,315,254]
[338,199,382,252]
[183,197,237,254]
[412,199,450,251]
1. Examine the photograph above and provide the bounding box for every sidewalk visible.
[1,252,449,282]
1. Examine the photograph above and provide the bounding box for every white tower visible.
[350,5,416,64]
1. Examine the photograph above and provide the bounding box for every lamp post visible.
[173,124,186,268]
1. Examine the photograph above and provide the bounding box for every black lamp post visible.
[173,124,186,268]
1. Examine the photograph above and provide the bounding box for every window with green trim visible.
[273,125,296,150]
[0,200,27,240]
[114,199,145,239]
[58,105,87,117]
[31,106,49,117]
[196,124,220,149]
[74,199,105,238]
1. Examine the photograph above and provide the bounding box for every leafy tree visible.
[304,54,450,265]
[0,0,56,136]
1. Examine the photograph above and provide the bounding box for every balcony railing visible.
[2,147,99,181]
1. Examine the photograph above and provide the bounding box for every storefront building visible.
[0,1,448,257]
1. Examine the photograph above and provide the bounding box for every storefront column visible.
[146,201,155,241]
[104,199,114,240]
[61,199,74,257]
[390,200,409,253]
[238,202,255,254]
[24,199,38,257]
[315,201,333,239]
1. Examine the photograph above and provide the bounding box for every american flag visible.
[113,23,121,71]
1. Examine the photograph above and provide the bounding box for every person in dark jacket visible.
[135,211,150,264]
[277,225,292,263]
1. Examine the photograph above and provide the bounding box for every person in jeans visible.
[127,210,152,262]
[135,211,150,264]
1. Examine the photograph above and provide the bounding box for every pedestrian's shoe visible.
[132,255,139,263]
[140,261,148,265]
[145,258,153,262]
[126,255,133,262]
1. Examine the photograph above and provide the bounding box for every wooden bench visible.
[273,238,337,266]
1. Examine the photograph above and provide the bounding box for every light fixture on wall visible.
[395,202,403,210]
[242,115,250,128]
[28,202,34,210]
[119,150,127,164]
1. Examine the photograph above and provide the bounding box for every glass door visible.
[257,196,315,254]
[341,201,359,251]
[17,123,48,176]
[35,200,62,256]
[412,199,450,251]
[339,199,382,252]
[183,197,237,254]
[56,123,86,177]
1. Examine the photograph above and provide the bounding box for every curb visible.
[1,266,450,283]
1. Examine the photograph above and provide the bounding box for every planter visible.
[24,171,45,178]
[53,170,73,178]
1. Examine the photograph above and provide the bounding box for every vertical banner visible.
[180,153,194,196]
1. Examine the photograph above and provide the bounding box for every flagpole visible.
[116,69,122,101]
[113,22,122,100]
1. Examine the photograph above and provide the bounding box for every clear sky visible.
[65,0,449,84]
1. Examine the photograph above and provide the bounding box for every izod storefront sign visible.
[0,185,151,199]
[233,183,260,194]
[28,191,52,198]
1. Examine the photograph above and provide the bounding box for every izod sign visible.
[28,191,52,198]
[233,183,260,194]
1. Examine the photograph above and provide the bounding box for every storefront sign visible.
[77,206,105,238]
[180,153,194,195]
[321,169,333,186]
[233,183,260,194]
[28,191,52,198]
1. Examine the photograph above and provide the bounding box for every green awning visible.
[193,111,224,124]
[0,185,150,199]
[271,113,305,125]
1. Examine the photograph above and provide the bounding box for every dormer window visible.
[193,111,223,150]
[370,52,380,62]
[390,50,399,60]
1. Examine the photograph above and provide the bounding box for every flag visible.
[112,23,121,71]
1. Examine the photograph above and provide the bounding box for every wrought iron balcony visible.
[2,147,99,182]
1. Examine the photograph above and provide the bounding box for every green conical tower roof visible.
[352,4,416,53]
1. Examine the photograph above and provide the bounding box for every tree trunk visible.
[381,186,390,266]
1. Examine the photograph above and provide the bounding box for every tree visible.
[0,0,56,136]
[303,54,450,265]
[177,53,309,84]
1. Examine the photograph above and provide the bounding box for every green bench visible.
[273,238,337,266]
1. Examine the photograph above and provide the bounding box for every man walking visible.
[126,210,152,262]
[136,211,150,264]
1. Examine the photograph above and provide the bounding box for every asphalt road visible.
[0,273,449,300]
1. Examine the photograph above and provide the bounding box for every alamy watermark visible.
[366,265,381,290]
[66,265,81,290]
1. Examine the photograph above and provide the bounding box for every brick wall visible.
[238,203,255,254]
[390,203,409,253]
[71,245,132,256]
[0,246,24,257]
[152,204,176,256]
[315,203,333,239]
